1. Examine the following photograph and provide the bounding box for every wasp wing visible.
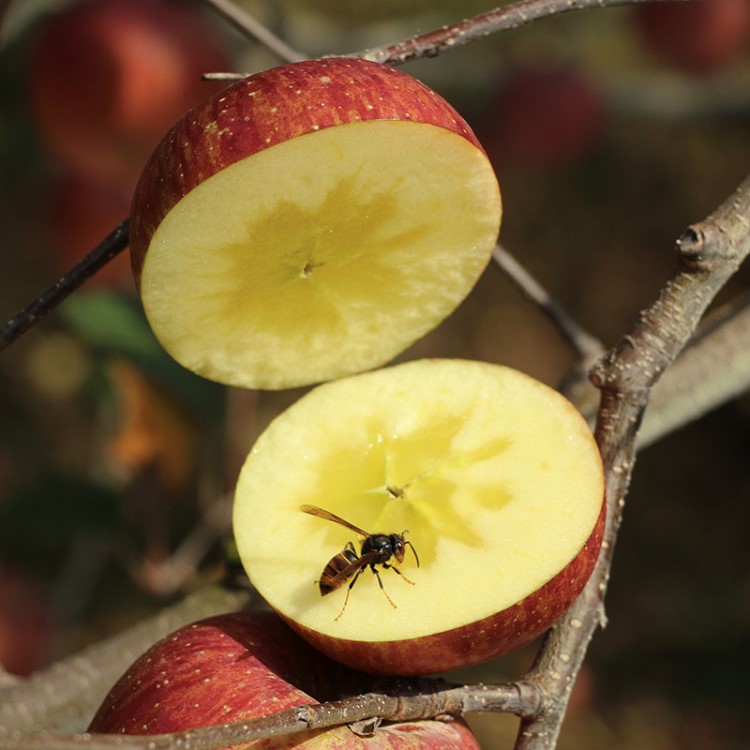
[300,504,370,537]
[325,550,380,590]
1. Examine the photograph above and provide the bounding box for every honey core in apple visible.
[233,359,605,675]
[130,57,502,390]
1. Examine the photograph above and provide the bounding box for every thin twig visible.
[492,244,604,361]
[357,0,654,65]
[199,0,305,63]
[0,219,129,353]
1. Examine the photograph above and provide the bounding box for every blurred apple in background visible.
[479,65,605,171]
[27,0,230,186]
[634,0,750,75]
[0,566,52,677]
[45,174,133,288]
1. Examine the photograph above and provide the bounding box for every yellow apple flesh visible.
[233,359,605,675]
[130,58,502,389]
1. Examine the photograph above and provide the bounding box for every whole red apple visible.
[479,65,605,170]
[634,0,750,74]
[88,610,480,749]
[27,0,229,184]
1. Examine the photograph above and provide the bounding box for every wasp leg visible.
[382,561,416,586]
[371,566,398,609]
[335,565,364,621]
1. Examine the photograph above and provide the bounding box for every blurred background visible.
[0,0,749,747]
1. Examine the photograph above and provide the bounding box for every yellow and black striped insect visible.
[300,504,420,620]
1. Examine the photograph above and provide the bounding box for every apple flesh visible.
[130,58,502,390]
[233,359,605,675]
[88,610,480,749]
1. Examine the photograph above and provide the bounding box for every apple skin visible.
[129,57,487,286]
[27,0,229,185]
[284,504,605,677]
[88,610,480,749]
[634,0,750,74]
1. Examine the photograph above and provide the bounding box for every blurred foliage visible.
[1,0,749,747]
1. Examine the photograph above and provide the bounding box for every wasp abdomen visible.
[319,547,359,595]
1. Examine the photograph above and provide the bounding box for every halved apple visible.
[233,359,605,675]
[130,58,502,390]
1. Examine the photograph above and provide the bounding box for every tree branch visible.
[354,0,653,65]
[563,289,750,445]
[0,680,540,750]
[514,175,750,749]
[206,0,653,81]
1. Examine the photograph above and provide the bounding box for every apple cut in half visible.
[234,359,605,675]
[130,58,502,390]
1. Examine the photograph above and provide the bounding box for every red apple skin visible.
[27,0,229,185]
[634,0,750,74]
[129,57,488,286]
[285,503,605,677]
[88,610,480,749]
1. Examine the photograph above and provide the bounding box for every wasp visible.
[300,504,420,620]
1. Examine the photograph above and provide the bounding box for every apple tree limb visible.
[355,0,655,65]
[205,0,654,79]
[514,174,750,749]
[0,681,541,750]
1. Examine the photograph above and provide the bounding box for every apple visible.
[88,610,481,749]
[45,174,133,288]
[479,65,605,171]
[0,566,52,677]
[634,0,750,74]
[233,359,605,675]
[27,0,229,184]
[129,57,502,390]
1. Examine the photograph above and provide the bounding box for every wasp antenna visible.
[405,539,420,567]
